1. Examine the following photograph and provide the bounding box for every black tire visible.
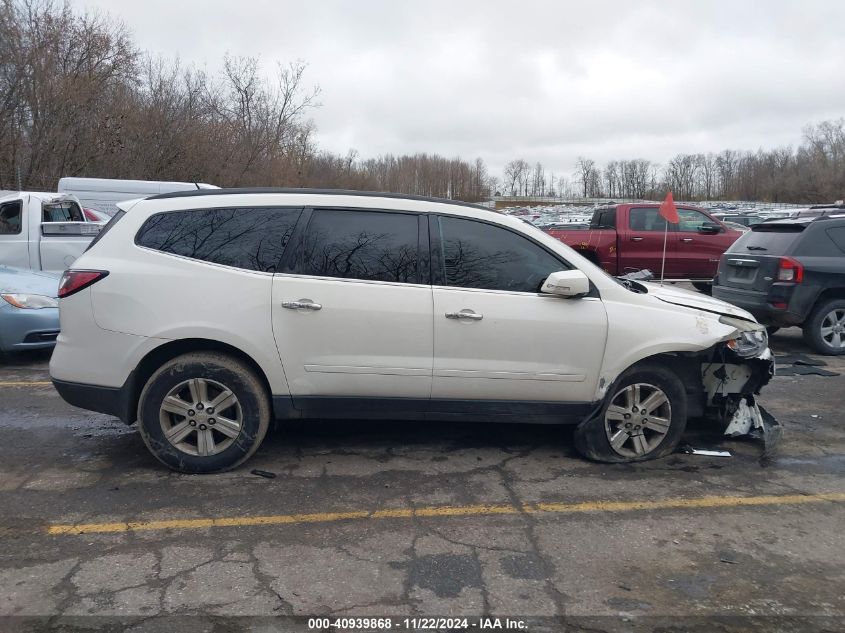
[692,282,712,295]
[574,364,687,463]
[137,352,271,473]
[802,298,845,356]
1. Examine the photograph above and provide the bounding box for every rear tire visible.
[137,352,271,473]
[574,364,687,463]
[692,282,712,295]
[803,299,845,355]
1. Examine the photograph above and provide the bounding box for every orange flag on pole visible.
[659,191,679,224]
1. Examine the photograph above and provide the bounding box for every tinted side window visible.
[438,216,566,293]
[591,207,616,229]
[629,207,669,231]
[136,207,300,272]
[0,201,22,235]
[292,210,419,283]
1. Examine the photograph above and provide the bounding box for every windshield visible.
[728,223,805,254]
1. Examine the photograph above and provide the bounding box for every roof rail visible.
[146,187,493,211]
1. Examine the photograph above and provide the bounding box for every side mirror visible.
[698,222,721,235]
[541,270,590,298]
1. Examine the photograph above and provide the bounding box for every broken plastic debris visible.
[679,445,732,457]
[250,469,277,479]
[776,365,839,377]
[774,353,826,367]
[619,268,654,282]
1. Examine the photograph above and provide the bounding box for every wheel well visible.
[621,352,706,418]
[811,287,845,313]
[128,339,273,423]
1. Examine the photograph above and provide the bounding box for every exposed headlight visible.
[1,293,59,309]
[719,315,768,358]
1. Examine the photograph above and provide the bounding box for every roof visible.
[0,191,76,203]
[753,214,845,229]
[145,187,493,212]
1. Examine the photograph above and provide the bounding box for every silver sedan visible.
[0,266,61,353]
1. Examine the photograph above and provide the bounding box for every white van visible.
[57,177,218,216]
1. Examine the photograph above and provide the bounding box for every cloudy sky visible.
[73,0,845,179]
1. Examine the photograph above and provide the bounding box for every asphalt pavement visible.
[0,328,843,632]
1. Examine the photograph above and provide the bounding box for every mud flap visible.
[723,396,782,458]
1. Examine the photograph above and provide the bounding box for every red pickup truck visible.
[544,203,743,287]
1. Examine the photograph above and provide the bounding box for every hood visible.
[642,282,756,321]
[0,266,62,297]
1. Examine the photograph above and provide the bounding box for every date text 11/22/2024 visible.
[307,617,528,630]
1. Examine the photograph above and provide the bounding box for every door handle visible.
[445,309,483,321]
[630,237,644,242]
[282,299,322,311]
[680,238,693,243]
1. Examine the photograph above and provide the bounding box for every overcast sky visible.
[72,0,845,179]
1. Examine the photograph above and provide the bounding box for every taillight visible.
[58,270,109,298]
[776,257,803,283]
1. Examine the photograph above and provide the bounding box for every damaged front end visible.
[700,316,781,457]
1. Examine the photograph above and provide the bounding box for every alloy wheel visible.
[604,382,672,458]
[159,378,243,456]
[820,309,845,350]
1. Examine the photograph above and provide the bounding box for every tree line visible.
[0,0,493,201]
[1,0,842,204]
[501,120,844,203]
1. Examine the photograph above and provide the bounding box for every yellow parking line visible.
[46,491,845,536]
[0,381,52,387]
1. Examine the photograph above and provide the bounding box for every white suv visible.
[50,189,777,472]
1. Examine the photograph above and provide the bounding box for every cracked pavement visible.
[0,328,844,631]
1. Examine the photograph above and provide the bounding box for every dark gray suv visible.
[713,215,845,355]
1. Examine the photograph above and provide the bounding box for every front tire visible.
[574,364,687,463]
[803,299,845,355]
[137,352,271,473]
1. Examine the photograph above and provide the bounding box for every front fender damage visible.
[701,348,782,457]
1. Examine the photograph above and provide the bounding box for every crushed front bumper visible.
[702,347,782,457]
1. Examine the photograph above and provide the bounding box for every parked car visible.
[58,177,219,217]
[719,214,764,227]
[721,221,751,233]
[0,191,101,272]
[0,265,61,353]
[51,189,776,473]
[543,203,743,292]
[713,215,845,354]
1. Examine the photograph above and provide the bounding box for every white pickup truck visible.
[0,191,102,272]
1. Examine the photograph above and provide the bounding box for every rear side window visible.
[590,207,616,229]
[136,207,301,272]
[629,207,668,231]
[727,223,804,254]
[0,201,22,235]
[825,226,845,255]
[290,209,420,283]
[436,216,567,293]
